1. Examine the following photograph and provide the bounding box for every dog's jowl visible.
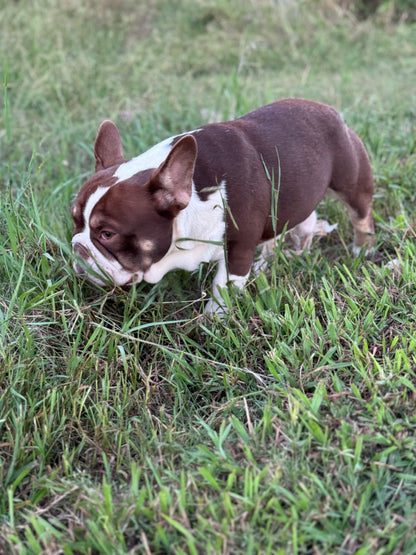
[71,99,375,313]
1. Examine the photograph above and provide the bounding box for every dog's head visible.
[71,121,197,286]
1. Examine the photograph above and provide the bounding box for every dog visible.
[71,99,375,313]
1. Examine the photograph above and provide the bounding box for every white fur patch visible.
[113,136,175,183]
[82,186,111,227]
[113,129,201,184]
[253,211,338,273]
[139,239,156,252]
[287,211,337,253]
[143,181,227,284]
[204,265,250,316]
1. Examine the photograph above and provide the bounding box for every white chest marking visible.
[143,181,227,284]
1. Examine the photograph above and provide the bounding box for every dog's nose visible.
[74,262,85,274]
[73,243,90,274]
[73,242,90,261]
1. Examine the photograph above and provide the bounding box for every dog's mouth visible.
[72,241,144,286]
[73,243,90,275]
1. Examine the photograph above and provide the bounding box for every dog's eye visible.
[101,231,114,240]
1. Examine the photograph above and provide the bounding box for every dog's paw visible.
[203,297,227,320]
[352,243,375,257]
[143,265,165,284]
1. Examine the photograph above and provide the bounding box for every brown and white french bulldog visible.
[71,99,375,312]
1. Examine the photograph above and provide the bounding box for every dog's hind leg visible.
[286,211,338,254]
[253,211,337,272]
[329,130,375,255]
[328,188,375,255]
[349,207,375,256]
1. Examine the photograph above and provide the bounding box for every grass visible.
[1,0,416,553]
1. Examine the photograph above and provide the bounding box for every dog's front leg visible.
[144,242,223,284]
[204,249,252,315]
[143,247,202,284]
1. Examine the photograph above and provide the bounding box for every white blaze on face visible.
[72,186,140,286]
[82,186,110,227]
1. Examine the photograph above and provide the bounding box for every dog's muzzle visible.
[72,242,90,274]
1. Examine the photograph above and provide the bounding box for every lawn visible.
[1,0,416,553]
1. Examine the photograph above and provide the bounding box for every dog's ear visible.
[149,135,198,217]
[94,120,125,171]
